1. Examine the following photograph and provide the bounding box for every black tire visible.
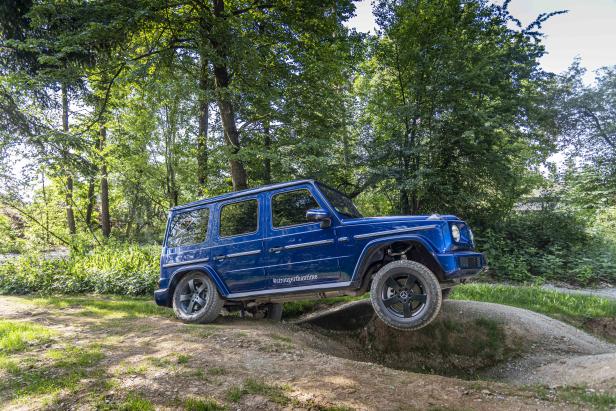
[264,303,283,321]
[370,260,442,331]
[442,288,453,299]
[172,271,224,324]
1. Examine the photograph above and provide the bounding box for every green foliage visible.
[0,213,24,253]
[0,244,159,295]
[355,0,559,222]
[479,209,616,285]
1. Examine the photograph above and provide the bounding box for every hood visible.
[340,214,461,225]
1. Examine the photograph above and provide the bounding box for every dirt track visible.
[0,296,614,410]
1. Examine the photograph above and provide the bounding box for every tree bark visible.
[211,0,248,191]
[85,178,95,229]
[62,83,76,235]
[41,171,50,245]
[263,121,271,184]
[197,51,209,195]
[99,125,111,238]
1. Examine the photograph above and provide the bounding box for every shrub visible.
[478,210,616,285]
[0,244,159,296]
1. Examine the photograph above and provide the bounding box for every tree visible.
[555,60,616,167]
[355,0,562,224]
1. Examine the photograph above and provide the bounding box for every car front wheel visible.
[172,272,224,324]
[370,260,442,331]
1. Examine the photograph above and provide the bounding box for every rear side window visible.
[272,189,320,228]
[167,208,209,247]
[219,199,258,237]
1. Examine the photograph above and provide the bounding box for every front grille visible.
[459,255,481,269]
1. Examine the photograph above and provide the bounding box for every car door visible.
[264,185,342,289]
[209,195,267,294]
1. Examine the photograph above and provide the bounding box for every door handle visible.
[269,246,284,253]
[213,255,226,261]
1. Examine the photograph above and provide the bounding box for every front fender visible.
[167,264,230,297]
[350,234,444,285]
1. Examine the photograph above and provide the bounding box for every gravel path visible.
[542,284,616,300]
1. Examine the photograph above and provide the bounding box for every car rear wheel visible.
[370,260,442,331]
[172,272,224,324]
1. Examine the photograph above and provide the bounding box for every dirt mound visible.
[295,300,616,385]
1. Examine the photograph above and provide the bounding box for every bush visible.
[0,244,159,296]
[479,210,616,286]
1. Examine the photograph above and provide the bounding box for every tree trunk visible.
[400,187,411,215]
[263,122,272,184]
[41,171,50,245]
[85,178,95,229]
[197,51,209,195]
[99,125,111,238]
[62,84,76,235]
[164,104,179,208]
[212,0,248,191]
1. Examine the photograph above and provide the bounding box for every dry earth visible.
[0,296,615,411]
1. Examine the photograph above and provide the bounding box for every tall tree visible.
[356,0,562,224]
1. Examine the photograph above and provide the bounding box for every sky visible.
[346,0,616,83]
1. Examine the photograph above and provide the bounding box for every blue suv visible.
[155,180,486,330]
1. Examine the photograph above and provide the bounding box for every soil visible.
[295,300,616,385]
[1,296,615,410]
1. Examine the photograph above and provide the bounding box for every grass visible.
[558,386,616,410]
[531,385,616,411]
[177,354,190,364]
[0,320,55,353]
[0,343,106,400]
[28,295,173,319]
[117,393,155,411]
[451,283,616,320]
[226,378,291,405]
[184,397,226,411]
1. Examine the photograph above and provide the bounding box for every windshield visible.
[317,183,363,219]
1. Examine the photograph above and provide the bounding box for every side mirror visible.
[306,208,332,228]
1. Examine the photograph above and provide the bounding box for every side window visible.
[272,189,320,228]
[167,208,209,247]
[219,199,258,237]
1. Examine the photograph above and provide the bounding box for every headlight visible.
[451,224,461,242]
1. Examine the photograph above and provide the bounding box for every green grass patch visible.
[177,354,190,364]
[0,320,55,353]
[557,386,616,410]
[118,393,155,411]
[451,284,616,319]
[530,385,616,410]
[184,396,226,411]
[226,378,291,405]
[28,295,173,319]
[0,343,105,400]
[46,345,104,368]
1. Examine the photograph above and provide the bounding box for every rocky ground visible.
[0,296,615,410]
